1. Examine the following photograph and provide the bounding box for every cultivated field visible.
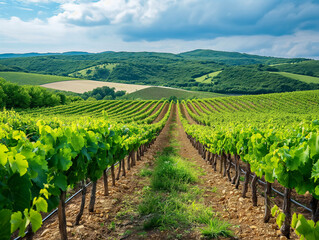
[41,80,150,93]
[0,71,78,85]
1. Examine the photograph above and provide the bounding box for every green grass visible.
[195,71,222,83]
[69,63,118,78]
[138,119,233,238]
[0,72,79,85]
[121,86,225,100]
[271,71,319,84]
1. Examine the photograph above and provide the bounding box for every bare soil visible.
[41,80,150,93]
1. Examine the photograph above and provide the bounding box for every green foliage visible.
[292,213,319,240]
[178,49,307,65]
[271,205,286,228]
[274,60,319,78]
[0,101,173,239]
[0,78,70,108]
[206,66,319,94]
[81,86,126,100]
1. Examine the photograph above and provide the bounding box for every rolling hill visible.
[121,87,225,100]
[0,49,318,95]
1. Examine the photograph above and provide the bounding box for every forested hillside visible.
[0,49,318,94]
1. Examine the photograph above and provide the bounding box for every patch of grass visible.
[200,218,234,238]
[139,168,153,177]
[108,221,116,231]
[0,71,79,85]
[151,153,198,192]
[271,71,319,84]
[211,186,218,193]
[195,71,222,83]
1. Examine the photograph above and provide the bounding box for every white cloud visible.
[51,0,175,25]
[0,0,318,59]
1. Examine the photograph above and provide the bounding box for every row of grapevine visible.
[0,101,172,240]
[178,91,319,239]
[18,100,166,124]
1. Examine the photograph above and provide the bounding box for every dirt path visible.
[153,102,168,123]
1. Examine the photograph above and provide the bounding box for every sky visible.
[0,0,319,59]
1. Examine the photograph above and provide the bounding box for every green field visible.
[0,72,79,85]
[271,71,319,84]
[121,86,225,100]
[69,63,119,79]
[195,71,222,83]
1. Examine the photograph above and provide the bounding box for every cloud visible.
[36,0,319,41]
[120,0,319,41]
[0,0,319,59]
[51,0,174,26]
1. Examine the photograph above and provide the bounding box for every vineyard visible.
[1,89,319,239]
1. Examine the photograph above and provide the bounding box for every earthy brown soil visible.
[152,102,168,123]
[187,102,200,115]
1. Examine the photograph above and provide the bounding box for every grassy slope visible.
[121,87,225,100]
[69,63,118,78]
[195,71,222,83]
[271,72,319,84]
[273,60,319,78]
[0,72,79,85]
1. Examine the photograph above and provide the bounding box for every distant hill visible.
[178,49,309,65]
[0,51,91,59]
[121,87,225,100]
[0,49,318,95]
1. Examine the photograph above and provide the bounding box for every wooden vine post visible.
[122,158,126,176]
[75,180,87,225]
[111,164,116,186]
[242,162,251,198]
[232,154,238,184]
[89,181,97,212]
[226,153,232,181]
[223,153,227,177]
[116,160,122,180]
[127,154,131,170]
[251,174,258,206]
[280,188,292,238]
[264,182,272,223]
[58,191,68,240]
[103,170,109,196]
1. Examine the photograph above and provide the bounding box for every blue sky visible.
[0,0,319,58]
